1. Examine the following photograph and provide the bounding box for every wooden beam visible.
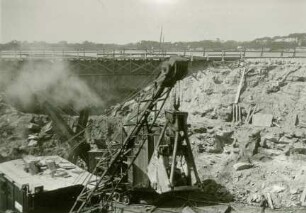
[234,68,246,104]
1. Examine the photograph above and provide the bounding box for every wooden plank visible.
[246,104,257,124]
[234,68,246,104]
[232,104,236,123]
[300,186,306,206]
[266,192,274,209]
[238,105,241,122]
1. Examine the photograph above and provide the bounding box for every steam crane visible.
[70,57,200,213]
[40,99,90,165]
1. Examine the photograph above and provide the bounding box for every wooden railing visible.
[0,49,306,60]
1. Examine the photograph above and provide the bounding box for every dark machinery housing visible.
[0,156,93,213]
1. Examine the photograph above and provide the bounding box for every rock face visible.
[180,59,306,208]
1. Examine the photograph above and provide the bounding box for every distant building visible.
[274,37,298,43]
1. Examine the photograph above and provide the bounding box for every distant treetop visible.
[1,33,305,51]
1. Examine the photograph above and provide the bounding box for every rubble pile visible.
[0,94,32,161]
[178,59,306,208]
[0,96,80,161]
[0,93,123,163]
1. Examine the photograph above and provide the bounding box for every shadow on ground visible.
[154,179,234,208]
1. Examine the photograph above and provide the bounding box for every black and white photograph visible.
[0,0,306,212]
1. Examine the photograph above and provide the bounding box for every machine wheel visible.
[121,194,131,205]
[112,192,121,202]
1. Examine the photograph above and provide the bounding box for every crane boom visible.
[41,100,90,165]
[70,56,189,213]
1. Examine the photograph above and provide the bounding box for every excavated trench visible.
[1,58,306,212]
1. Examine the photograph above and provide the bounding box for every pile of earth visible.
[0,94,70,162]
[177,58,306,208]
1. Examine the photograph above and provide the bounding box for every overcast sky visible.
[1,0,305,44]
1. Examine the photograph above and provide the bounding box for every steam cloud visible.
[4,61,103,111]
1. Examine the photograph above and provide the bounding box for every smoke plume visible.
[4,61,103,111]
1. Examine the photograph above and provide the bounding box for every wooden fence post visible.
[222,50,225,61]
[293,48,296,58]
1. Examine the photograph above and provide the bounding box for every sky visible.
[0,0,306,44]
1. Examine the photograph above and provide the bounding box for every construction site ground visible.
[1,58,306,212]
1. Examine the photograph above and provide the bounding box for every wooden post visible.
[234,68,246,104]
[293,48,296,58]
[260,47,264,57]
[155,123,168,148]
[235,104,239,122]
[232,104,236,123]
[266,193,274,209]
[222,50,225,61]
[183,128,201,184]
[300,186,306,206]
[238,105,242,122]
[169,132,179,186]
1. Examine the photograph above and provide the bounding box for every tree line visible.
[1,33,305,51]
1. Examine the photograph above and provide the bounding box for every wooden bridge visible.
[1,49,306,60]
[0,49,305,76]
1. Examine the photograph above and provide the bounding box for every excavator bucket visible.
[147,151,172,194]
[147,110,200,194]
